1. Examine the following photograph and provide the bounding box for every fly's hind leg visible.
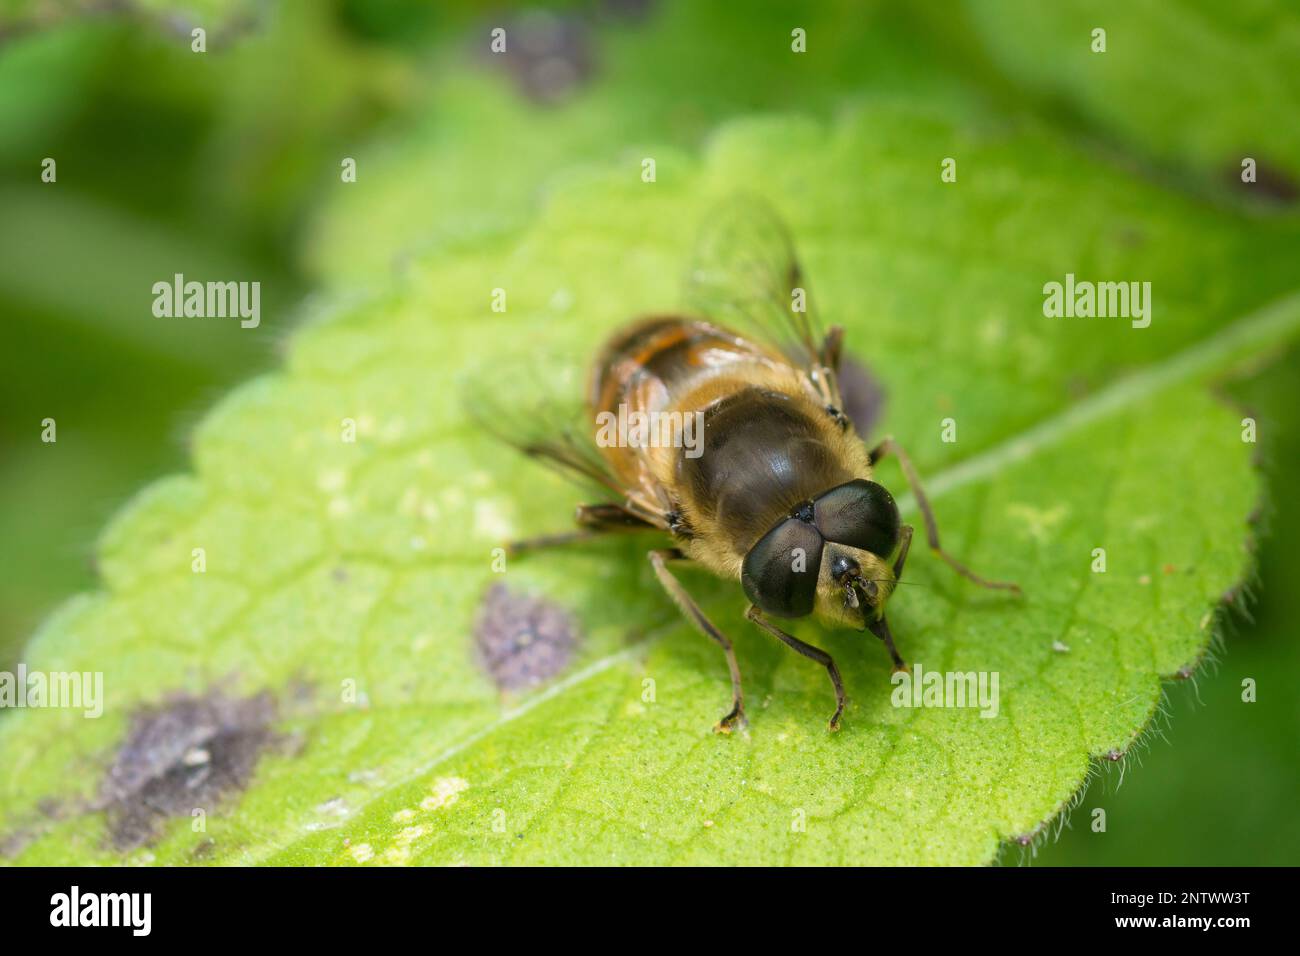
[869,437,1021,594]
[649,549,746,733]
[746,606,846,731]
[507,503,656,557]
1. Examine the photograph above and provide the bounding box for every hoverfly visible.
[483,199,1018,732]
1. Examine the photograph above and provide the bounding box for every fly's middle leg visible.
[746,606,847,731]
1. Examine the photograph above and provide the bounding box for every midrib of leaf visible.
[906,286,1300,507]
[257,288,1300,864]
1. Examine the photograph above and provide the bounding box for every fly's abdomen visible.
[589,317,772,487]
[589,317,766,417]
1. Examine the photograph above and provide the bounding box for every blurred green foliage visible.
[0,1,413,650]
[0,0,1296,865]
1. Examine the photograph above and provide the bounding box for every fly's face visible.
[815,544,897,630]
[740,478,904,631]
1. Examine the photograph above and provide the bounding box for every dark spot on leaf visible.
[837,354,886,438]
[1226,155,1299,204]
[0,826,36,858]
[599,0,657,22]
[479,11,595,105]
[96,687,284,852]
[475,583,579,691]
[1115,224,1146,248]
[1063,375,1090,401]
[1104,749,1123,762]
[158,7,261,46]
[0,796,71,859]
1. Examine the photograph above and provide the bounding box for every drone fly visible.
[482,199,1019,731]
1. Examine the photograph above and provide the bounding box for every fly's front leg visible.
[869,438,1021,594]
[649,549,746,733]
[867,612,907,673]
[746,606,846,731]
[507,503,655,557]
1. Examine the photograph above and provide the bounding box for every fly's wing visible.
[462,355,626,500]
[683,195,844,412]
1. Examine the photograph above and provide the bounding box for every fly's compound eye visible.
[813,479,901,559]
[741,518,825,619]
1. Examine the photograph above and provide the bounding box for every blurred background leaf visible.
[946,0,1300,199]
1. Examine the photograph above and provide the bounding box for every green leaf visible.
[303,0,973,288]
[948,0,1300,188]
[3,103,1298,865]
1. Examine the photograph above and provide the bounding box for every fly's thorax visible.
[672,383,857,556]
